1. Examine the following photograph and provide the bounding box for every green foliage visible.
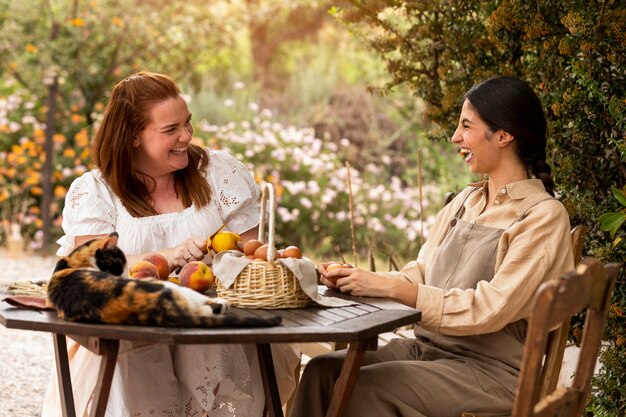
[599,186,626,239]
[341,0,626,412]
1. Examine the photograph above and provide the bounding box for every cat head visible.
[55,232,126,275]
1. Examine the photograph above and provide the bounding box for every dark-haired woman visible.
[43,72,299,417]
[289,76,574,417]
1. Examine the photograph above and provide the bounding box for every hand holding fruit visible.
[318,261,353,288]
[172,236,208,268]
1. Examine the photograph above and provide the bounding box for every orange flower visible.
[75,129,90,147]
[25,43,37,54]
[53,133,66,144]
[54,185,67,198]
[31,186,43,196]
[70,18,85,27]
[63,148,76,158]
[112,16,124,27]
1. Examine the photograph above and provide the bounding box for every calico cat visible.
[47,232,280,327]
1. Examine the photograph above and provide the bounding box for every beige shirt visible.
[383,179,574,336]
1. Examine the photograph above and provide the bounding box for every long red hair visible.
[91,71,211,217]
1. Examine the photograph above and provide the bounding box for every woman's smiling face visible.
[133,95,193,178]
[451,99,501,175]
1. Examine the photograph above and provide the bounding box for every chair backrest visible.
[512,257,620,417]
[538,225,587,397]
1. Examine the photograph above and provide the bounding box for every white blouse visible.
[56,149,260,256]
[44,149,299,417]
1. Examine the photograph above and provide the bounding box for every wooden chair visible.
[511,257,619,417]
[538,225,586,397]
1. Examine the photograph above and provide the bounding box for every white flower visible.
[300,197,312,209]
[223,99,234,107]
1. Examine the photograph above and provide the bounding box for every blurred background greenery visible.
[0,0,624,413]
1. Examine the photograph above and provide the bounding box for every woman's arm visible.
[320,263,419,308]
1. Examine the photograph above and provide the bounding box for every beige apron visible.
[415,190,554,373]
[291,190,555,417]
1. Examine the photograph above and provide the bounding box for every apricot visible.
[142,253,170,280]
[253,244,269,261]
[178,261,214,293]
[243,239,263,256]
[208,231,242,253]
[326,263,343,272]
[283,246,303,259]
[129,260,160,280]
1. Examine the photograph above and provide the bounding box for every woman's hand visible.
[318,262,388,297]
[318,261,419,307]
[163,237,209,269]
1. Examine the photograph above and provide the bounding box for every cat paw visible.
[208,297,230,315]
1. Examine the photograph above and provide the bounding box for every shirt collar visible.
[467,178,547,200]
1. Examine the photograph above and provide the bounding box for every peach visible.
[326,263,343,273]
[178,261,214,293]
[142,253,170,280]
[129,260,160,280]
[283,246,303,259]
[253,244,269,261]
[243,239,263,256]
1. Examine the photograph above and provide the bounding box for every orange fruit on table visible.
[178,261,215,293]
[142,253,170,280]
[129,260,160,280]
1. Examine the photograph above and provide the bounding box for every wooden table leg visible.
[90,339,120,417]
[257,343,284,417]
[325,339,370,417]
[53,333,76,417]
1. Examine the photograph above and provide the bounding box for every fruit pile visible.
[127,231,305,294]
[241,239,303,261]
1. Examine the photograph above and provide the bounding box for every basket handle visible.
[258,183,277,262]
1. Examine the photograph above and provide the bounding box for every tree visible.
[0,0,235,253]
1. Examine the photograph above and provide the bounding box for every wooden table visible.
[0,288,420,417]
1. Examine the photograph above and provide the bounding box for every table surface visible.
[0,287,421,344]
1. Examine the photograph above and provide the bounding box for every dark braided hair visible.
[465,76,555,196]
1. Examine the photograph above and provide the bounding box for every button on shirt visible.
[382,179,574,336]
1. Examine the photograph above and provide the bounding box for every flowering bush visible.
[0,85,91,249]
[198,107,441,263]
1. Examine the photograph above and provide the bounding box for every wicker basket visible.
[216,183,310,309]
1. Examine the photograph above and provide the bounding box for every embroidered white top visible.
[56,149,260,257]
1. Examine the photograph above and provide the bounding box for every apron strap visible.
[453,187,480,219]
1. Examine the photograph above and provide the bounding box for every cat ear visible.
[103,233,119,249]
